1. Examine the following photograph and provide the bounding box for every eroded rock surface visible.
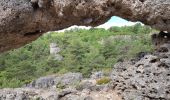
[0,0,170,52]
[110,34,170,100]
[0,88,59,100]
[111,55,170,100]
[25,73,83,89]
[0,73,121,100]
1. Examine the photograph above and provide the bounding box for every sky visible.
[58,16,138,32]
[97,16,137,29]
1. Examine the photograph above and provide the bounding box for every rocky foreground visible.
[0,50,170,100]
[0,72,121,100]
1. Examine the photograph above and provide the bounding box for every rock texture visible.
[0,73,121,100]
[0,87,121,100]
[110,33,170,100]
[0,88,59,100]
[111,55,170,100]
[0,0,170,52]
[25,73,83,89]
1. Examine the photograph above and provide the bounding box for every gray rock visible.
[0,88,58,100]
[50,43,63,61]
[84,96,94,100]
[76,81,94,91]
[110,44,170,100]
[25,73,83,89]
[91,71,104,79]
[25,75,56,88]
[58,88,77,99]
[59,73,83,86]
[1,0,170,53]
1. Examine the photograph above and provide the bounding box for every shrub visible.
[96,77,111,85]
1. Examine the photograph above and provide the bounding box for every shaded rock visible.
[1,0,170,52]
[58,88,77,99]
[110,36,170,99]
[110,47,170,99]
[152,31,170,51]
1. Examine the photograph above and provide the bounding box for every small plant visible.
[96,77,111,85]
[75,82,83,90]
[35,97,41,100]
[56,82,65,89]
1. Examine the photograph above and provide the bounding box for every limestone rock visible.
[50,43,61,55]
[25,75,56,88]
[91,71,104,79]
[1,0,170,52]
[0,88,59,100]
[25,73,83,89]
[0,72,120,100]
[110,45,170,100]
[50,43,63,61]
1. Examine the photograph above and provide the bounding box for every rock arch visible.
[0,0,170,52]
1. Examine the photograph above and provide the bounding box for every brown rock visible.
[0,0,170,52]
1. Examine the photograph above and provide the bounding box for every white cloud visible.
[96,21,137,29]
[57,25,92,32]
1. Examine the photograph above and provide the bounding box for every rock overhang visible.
[0,0,170,52]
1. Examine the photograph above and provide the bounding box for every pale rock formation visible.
[50,43,63,61]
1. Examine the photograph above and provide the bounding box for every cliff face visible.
[0,0,170,52]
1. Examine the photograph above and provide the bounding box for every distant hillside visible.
[0,24,154,88]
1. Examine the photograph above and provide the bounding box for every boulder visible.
[25,73,83,89]
[25,75,56,88]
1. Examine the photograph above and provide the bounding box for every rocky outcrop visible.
[0,0,170,52]
[25,73,83,89]
[110,34,170,100]
[111,55,170,100]
[0,73,121,100]
[50,43,63,61]
[0,87,121,100]
[0,88,59,100]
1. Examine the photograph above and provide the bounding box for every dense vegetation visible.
[0,23,154,88]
